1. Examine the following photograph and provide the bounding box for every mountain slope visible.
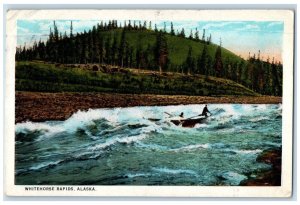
[100,29,243,67]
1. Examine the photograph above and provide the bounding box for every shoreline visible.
[240,148,282,186]
[15,91,282,123]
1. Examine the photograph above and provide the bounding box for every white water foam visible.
[221,171,247,185]
[29,160,62,171]
[222,148,263,155]
[249,116,269,122]
[126,173,151,178]
[90,134,148,151]
[170,144,210,152]
[15,121,64,134]
[152,167,198,176]
[232,149,263,155]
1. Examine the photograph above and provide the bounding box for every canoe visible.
[171,117,207,128]
[147,118,161,122]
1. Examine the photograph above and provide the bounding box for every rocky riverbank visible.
[240,148,282,186]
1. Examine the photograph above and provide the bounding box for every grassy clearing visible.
[16,61,258,96]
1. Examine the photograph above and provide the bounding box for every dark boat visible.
[147,118,161,122]
[170,116,208,128]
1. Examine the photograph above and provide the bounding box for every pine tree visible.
[81,31,89,64]
[154,24,158,32]
[111,33,118,65]
[189,29,193,40]
[194,28,199,41]
[207,34,212,45]
[104,38,111,64]
[118,29,126,67]
[180,28,185,38]
[53,21,59,62]
[198,44,208,75]
[98,34,104,64]
[202,29,206,41]
[184,46,194,75]
[69,21,75,63]
[163,22,167,33]
[214,45,223,77]
[154,31,168,73]
[170,22,175,35]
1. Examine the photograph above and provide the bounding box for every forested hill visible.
[16,20,283,96]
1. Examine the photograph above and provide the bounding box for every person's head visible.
[180,112,184,117]
[205,105,207,107]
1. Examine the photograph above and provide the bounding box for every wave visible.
[152,167,198,176]
[126,173,152,178]
[16,160,62,175]
[249,116,270,122]
[90,133,150,151]
[135,142,169,151]
[15,104,280,138]
[15,121,64,135]
[219,171,247,185]
[225,149,263,155]
[170,144,210,152]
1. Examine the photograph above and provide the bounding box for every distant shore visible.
[15,91,282,123]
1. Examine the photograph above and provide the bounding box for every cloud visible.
[201,21,245,30]
[17,26,30,33]
[236,24,260,31]
[267,22,283,27]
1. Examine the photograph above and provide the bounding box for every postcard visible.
[5,9,294,197]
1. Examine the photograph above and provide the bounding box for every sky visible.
[17,20,284,62]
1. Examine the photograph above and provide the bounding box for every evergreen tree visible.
[80,31,89,64]
[202,29,206,41]
[180,28,185,38]
[184,46,194,75]
[170,22,175,35]
[189,29,193,40]
[207,34,212,45]
[104,38,111,64]
[69,21,75,63]
[154,31,168,73]
[53,21,59,62]
[198,44,208,75]
[98,34,104,64]
[118,29,126,67]
[194,28,199,41]
[214,45,223,77]
[111,33,118,65]
[163,22,167,33]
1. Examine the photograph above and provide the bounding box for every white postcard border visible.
[5,9,294,197]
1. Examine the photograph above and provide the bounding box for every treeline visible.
[15,20,282,96]
[15,20,212,68]
[182,47,283,96]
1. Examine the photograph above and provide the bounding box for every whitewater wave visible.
[249,116,269,122]
[170,144,210,152]
[90,133,149,151]
[126,173,152,178]
[220,171,247,185]
[225,149,263,155]
[15,121,64,135]
[152,167,198,176]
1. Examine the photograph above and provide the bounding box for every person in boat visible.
[200,105,211,117]
[179,112,184,118]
